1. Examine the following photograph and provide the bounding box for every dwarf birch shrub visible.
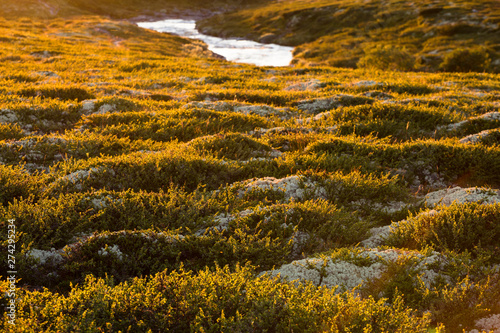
[419,274,500,332]
[5,187,228,249]
[358,46,416,71]
[387,203,500,258]
[0,123,24,140]
[25,227,293,289]
[17,86,94,101]
[4,266,433,332]
[237,199,368,251]
[0,165,44,206]
[440,47,492,73]
[0,132,171,167]
[45,149,251,193]
[81,108,269,142]
[306,137,500,186]
[189,132,274,160]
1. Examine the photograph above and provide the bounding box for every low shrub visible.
[4,265,433,332]
[0,123,24,140]
[358,45,416,71]
[0,165,44,206]
[189,132,274,160]
[387,203,500,258]
[440,47,491,73]
[17,86,94,101]
[3,187,226,249]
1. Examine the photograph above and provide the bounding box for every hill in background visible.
[198,0,500,72]
[2,0,499,72]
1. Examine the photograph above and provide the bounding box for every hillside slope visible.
[0,0,264,19]
[197,0,500,71]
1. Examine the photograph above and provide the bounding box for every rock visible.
[424,186,500,207]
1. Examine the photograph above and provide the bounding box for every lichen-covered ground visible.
[0,12,499,333]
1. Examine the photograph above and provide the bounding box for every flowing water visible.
[137,19,294,67]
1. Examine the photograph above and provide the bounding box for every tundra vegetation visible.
[0,0,499,332]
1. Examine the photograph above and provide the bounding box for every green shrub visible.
[4,187,226,249]
[0,123,24,140]
[387,203,500,258]
[0,165,44,206]
[189,132,274,160]
[19,225,294,289]
[419,274,500,332]
[44,149,252,194]
[305,136,500,186]
[4,266,433,332]
[358,46,416,71]
[18,86,94,101]
[440,47,491,73]
[234,199,368,252]
[81,108,269,142]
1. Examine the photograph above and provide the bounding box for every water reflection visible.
[137,19,293,67]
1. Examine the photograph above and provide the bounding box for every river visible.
[137,19,293,67]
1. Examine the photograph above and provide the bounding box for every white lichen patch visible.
[26,248,64,265]
[236,104,291,119]
[95,103,116,115]
[351,199,407,214]
[459,129,498,144]
[441,112,500,131]
[81,99,97,114]
[90,195,117,209]
[296,94,355,114]
[98,244,123,260]
[353,80,382,87]
[290,230,310,257]
[51,167,112,190]
[424,186,500,207]
[237,175,326,201]
[35,71,60,78]
[81,100,118,115]
[0,108,18,123]
[184,100,291,119]
[264,248,448,292]
[284,79,322,91]
[4,136,67,149]
[361,225,395,248]
[469,314,500,333]
[295,111,332,125]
